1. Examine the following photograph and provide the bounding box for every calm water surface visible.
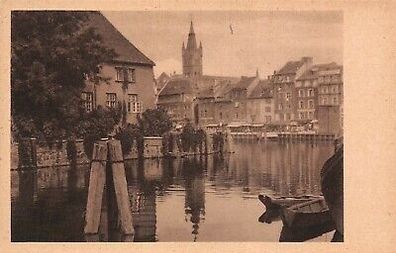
[11,141,335,242]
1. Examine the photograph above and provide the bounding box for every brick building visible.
[82,12,156,124]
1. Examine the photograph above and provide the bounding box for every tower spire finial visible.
[189,20,195,34]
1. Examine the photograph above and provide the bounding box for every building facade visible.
[246,79,275,124]
[156,77,195,125]
[317,65,343,135]
[272,57,313,124]
[82,12,156,124]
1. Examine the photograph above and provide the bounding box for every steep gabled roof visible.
[248,79,273,99]
[232,76,257,90]
[87,12,155,66]
[159,77,193,96]
[277,61,305,75]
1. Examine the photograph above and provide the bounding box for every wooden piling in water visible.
[108,140,134,236]
[84,141,108,234]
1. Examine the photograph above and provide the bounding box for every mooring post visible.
[108,140,134,237]
[84,141,108,235]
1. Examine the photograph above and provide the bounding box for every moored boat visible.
[280,198,333,228]
[258,194,322,210]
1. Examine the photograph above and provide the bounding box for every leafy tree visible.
[11,11,117,142]
[138,107,173,137]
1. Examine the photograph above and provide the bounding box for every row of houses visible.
[77,13,342,136]
[156,21,343,135]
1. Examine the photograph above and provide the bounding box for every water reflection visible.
[11,142,334,242]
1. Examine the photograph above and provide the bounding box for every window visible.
[333,97,338,105]
[323,97,328,105]
[308,89,314,97]
[332,86,338,93]
[81,92,93,112]
[128,94,141,113]
[127,68,136,82]
[278,103,283,110]
[308,100,314,108]
[265,99,271,104]
[116,67,136,82]
[299,100,304,109]
[265,106,271,113]
[286,93,291,101]
[265,116,271,123]
[299,89,305,97]
[323,87,328,93]
[308,111,313,119]
[219,112,223,119]
[299,112,304,119]
[106,93,117,108]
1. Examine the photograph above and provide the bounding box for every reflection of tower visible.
[182,158,205,242]
[129,160,159,242]
[182,21,203,78]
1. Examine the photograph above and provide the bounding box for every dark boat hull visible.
[281,208,333,228]
[258,195,322,210]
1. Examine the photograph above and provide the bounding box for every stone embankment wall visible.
[11,133,230,170]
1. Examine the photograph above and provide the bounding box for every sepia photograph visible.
[9,9,344,243]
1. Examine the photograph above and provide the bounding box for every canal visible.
[11,141,335,242]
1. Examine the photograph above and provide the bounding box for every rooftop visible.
[159,77,193,96]
[87,12,155,66]
[248,79,273,99]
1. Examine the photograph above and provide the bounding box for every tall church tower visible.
[182,21,203,78]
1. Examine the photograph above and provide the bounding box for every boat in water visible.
[280,198,334,229]
[258,194,322,210]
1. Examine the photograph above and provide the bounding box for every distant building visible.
[82,12,156,124]
[272,57,313,124]
[157,77,195,125]
[295,62,338,123]
[158,21,239,127]
[156,72,171,94]
[182,22,203,78]
[246,79,275,124]
[316,65,343,135]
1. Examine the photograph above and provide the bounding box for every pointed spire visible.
[189,21,195,34]
[182,41,185,50]
[256,68,259,78]
[186,21,197,49]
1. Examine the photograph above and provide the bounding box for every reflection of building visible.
[182,158,205,242]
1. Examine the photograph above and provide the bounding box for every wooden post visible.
[84,141,108,234]
[108,140,134,236]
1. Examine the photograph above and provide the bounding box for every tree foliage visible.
[11,11,117,142]
[138,107,173,137]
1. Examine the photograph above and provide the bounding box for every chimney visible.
[301,57,313,65]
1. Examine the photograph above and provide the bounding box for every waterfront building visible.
[295,62,338,123]
[316,64,343,135]
[272,57,313,124]
[246,79,275,124]
[81,12,156,124]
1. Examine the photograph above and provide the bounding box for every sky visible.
[103,11,343,78]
